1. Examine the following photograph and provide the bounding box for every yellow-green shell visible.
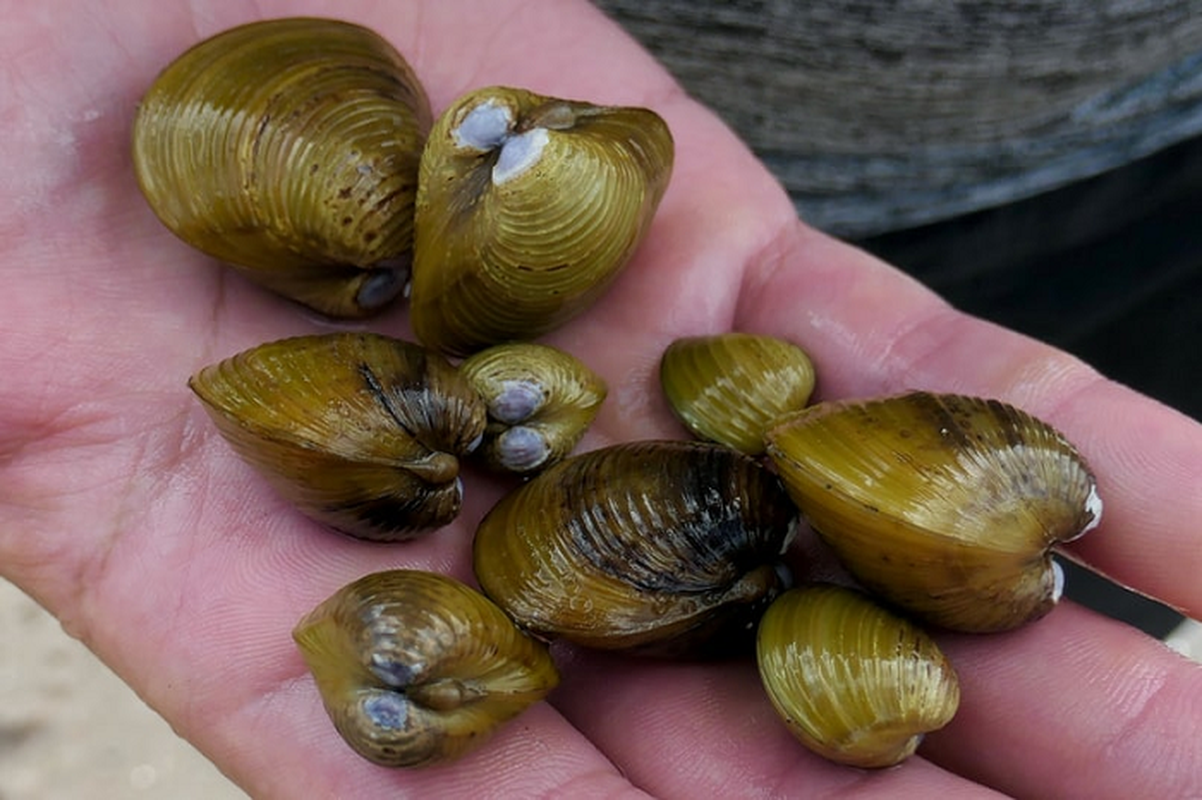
[458,342,607,473]
[410,86,674,355]
[757,584,960,768]
[660,333,816,454]
[765,392,1102,632]
[132,18,431,317]
[188,333,485,541]
[473,441,797,655]
[293,570,559,768]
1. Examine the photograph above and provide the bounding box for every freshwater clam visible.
[409,86,674,355]
[757,584,960,768]
[293,569,559,768]
[473,441,798,655]
[188,333,486,541]
[765,392,1103,632]
[458,342,607,473]
[660,332,816,454]
[132,18,431,317]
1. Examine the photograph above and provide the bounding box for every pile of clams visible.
[136,18,1104,773]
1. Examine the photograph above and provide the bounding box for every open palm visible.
[2,2,1200,797]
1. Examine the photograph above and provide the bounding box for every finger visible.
[925,603,1202,798]
[550,649,1007,799]
[734,229,1202,620]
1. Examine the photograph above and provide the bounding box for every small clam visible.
[132,18,431,317]
[409,86,674,355]
[765,392,1103,632]
[757,584,960,768]
[473,441,798,655]
[458,343,607,473]
[293,570,559,768]
[188,333,486,541]
[660,333,816,454]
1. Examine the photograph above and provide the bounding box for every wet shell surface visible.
[473,440,798,655]
[132,17,431,317]
[765,392,1103,632]
[188,333,486,541]
[293,569,560,768]
[458,342,607,473]
[660,333,816,454]
[757,584,960,768]
[409,85,674,355]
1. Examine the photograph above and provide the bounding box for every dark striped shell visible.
[473,441,798,655]
[188,333,486,540]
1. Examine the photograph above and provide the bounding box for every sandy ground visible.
[2,575,1200,799]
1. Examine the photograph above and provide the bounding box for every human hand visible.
[2,2,1199,797]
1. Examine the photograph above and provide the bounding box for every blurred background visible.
[4,3,1201,797]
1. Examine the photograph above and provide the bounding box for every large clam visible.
[409,86,674,355]
[473,441,798,655]
[765,392,1103,632]
[293,569,560,768]
[188,333,486,541]
[132,17,431,317]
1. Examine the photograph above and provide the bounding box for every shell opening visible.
[491,380,545,424]
[1078,483,1104,538]
[493,128,549,184]
[453,99,513,150]
[496,426,550,471]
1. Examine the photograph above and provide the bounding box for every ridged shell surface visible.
[473,441,797,655]
[293,570,559,768]
[132,18,431,317]
[410,86,674,355]
[188,333,486,540]
[660,333,816,454]
[458,342,607,473]
[756,584,960,768]
[765,392,1102,632]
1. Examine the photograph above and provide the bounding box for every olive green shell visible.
[293,570,559,768]
[458,342,607,473]
[132,18,431,317]
[473,441,797,655]
[410,86,674,355]
[188,333,486,541]
[660,333,816,454]
[756,584,960,768]
[765,392,1103,632]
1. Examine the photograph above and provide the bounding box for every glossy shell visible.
[409,86,674,355]
[293,570,559,768]
[757,584,960,768]
[458,342,607,473]
[473,441,798,655]
[132,18,431,317]
[765,392,1103,632]
[660,333,816,454]
[188,333,486,541]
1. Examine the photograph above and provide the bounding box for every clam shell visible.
[756,584,960,768]
[765,392,1103,632]
[133,18,431,317]
[473,440,798,655]
[410,86,674,355]
[188,333,486,541]
[660,333,816,454]
[293,569,559,768]
[458,342,607,473]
